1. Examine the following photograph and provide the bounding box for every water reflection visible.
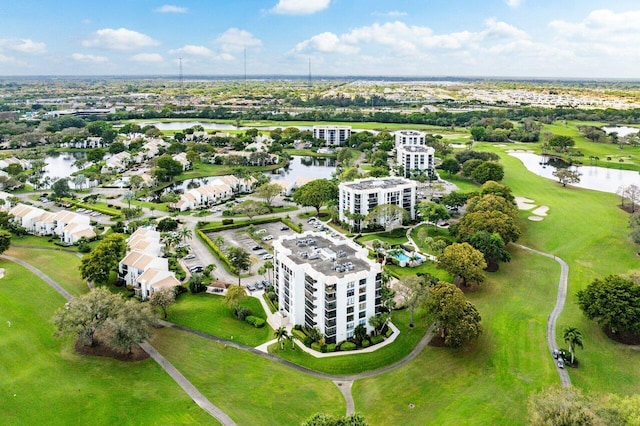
[43,152,86,180]
[510,151,640,194]
[269,156,336,183]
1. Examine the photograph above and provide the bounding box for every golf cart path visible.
[515,244,572,387]
[0,255,237,426]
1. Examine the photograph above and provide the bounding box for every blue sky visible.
[1,0,640,78]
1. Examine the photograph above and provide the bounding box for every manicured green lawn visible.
[439,173,481,193]
[166,293,272,347]
[269,307,431,375]
[6,246,88,297]
[354,248,560,425]
[151,327,344,425]
[0,260,215,425]
[385,261,452,282]
[356,228,409,246]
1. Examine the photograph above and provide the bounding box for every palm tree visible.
[226,246,251,286]
[179,227,193,244]
[274,326,289,350]
[214,235,225,248]
[263,260,274,283]
[563,326,584,365]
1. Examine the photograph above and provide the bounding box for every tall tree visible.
[225,285,247,315]
[528,386,600,426]
[455,210,521,245]
[396,276,428,327]
[562,326,584,365]
[437,242,487,287]
[80,233,127,285]
[149,287,177,319]
[417,201,450,235]
[255,182,282,212]
[468,231,510,271]
[104,299,155,354]
[553,169,581,187]
[0,229,11,255]
[292,179,338,215]
[51,178,71,199]
[365,203,408,231]
[577,275,640,337]
[471,161,504,184]
[226,246,251,286]
[53,287,123,346]
[232,200,266,219]
[426,281,482,348]
[439,158,461,176]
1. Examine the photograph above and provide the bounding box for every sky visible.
[1,0,640,78]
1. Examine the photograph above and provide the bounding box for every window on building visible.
[359,302,366,311]
[346,306,354,314]
[359,311,366,319]
[347,297,354,305]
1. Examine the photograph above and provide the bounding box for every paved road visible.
[515,244,571,387]
[0,255,235,424]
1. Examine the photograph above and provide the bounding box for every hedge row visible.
[245,315,266,328]
[62,198,121,217]
[371,334,384,345]
[280,217,302,233]
[195,229,238,275]
[262,292,277,314]
[199,216,281,232]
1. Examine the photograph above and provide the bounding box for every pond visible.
[602,126,639,137]
[509,151,640,194]
[43,152,86,181]
[138,121,317,132]
[267,156,336,184]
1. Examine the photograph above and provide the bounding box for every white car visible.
[262,254,274,260]
[262,235,273,241]
[184,254,196,260]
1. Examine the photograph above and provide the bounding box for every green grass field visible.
[166,293,272,347]
[354,248,561,425]
[6,246,88,297]
[151,327,344,425]
[0,260,216,425]
[269,308,431,375]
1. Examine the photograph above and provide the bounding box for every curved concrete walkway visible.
[515,244,571,387]
[0,255,236,425]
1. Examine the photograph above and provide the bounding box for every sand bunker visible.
[528,216,544,222]
[493,144,507,147]
[515,196,536,210]
[532,206,549,216]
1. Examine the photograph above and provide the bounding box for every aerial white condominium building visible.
[397,144,436,179]
[339,177,417,231]
[273,232,383,344]
[313,125,352,146]
[395,130,426,147]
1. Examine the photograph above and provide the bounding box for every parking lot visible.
[204,221,293,274]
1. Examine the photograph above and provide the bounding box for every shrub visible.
[222,218,234,225]
[385,328,394,338]
[303,336,313,347]
[236,306,252,321]
[245,316,265,328]
[361,339,370,348]
[326,343,337,352]
[371,335,384,345]
[293,324,302,331]
[292,329,306,341]
[340,341,356,351]
[280,217,301,233]
[311,342,322,352]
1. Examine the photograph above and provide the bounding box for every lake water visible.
[140,121,319,132]
[509,151,640,193]
[44,153,85,180]
[602,126,640,137]
[268,155,336,183]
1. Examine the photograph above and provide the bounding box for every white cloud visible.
[130,53,164,63]
[505,0,523,7]
[71,53,108,63]
[271,0,330,15]
[372,11,407,17]
[155,5,188,13]
[294,32,359,55]
[215,28,262,53]
[82,28,160,51]
[0,39,46,54]
[549,9,640,57]
[170,45,215,57]
[0,54,17,64]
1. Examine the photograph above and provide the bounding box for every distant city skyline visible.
[1,0,640,78]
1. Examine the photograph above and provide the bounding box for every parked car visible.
[252,245,262,251]
[247,284,256,291]
[262,254,274,260]
[280,226,289,231]
[184,254,196,260]
[552,349,560,359]
[190,265,203,273]
[256,250,268,256]
[256,282,265,290]
[557,358,565,369]
[262,235,273,241]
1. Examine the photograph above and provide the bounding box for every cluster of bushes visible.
[280,217,301,233]
[221,218,234,225]
[245,315,266,328]
[196,229,237,274]
[294,324,391,353]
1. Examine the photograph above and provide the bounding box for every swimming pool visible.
[389,251,411,262]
